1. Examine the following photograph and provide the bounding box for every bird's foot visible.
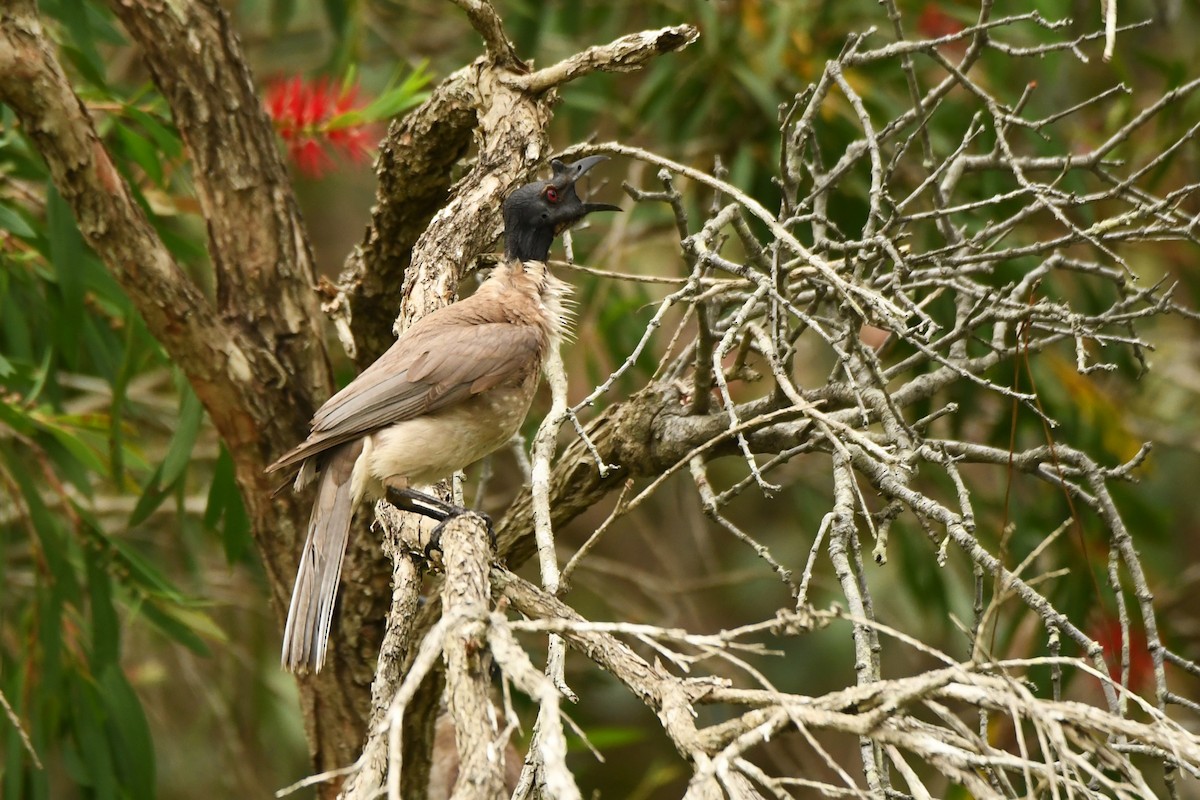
[427,510,497,560]
[384,487,496,559]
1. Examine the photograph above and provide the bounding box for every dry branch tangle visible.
[496,576,1200,798]
[477,11,1199,799]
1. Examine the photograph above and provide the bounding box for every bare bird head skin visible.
[503,155,621,262]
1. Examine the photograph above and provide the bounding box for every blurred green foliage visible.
[0,3,250,795]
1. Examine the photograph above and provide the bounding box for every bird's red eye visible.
[545,186,560,203]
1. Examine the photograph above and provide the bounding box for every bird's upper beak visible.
[552,156,622,215]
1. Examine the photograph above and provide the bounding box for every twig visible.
[511,26,699,94]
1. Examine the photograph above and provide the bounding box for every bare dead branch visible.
[511,25,700,94]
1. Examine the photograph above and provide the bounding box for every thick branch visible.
[334,21,696,364]
[448,0,523,69]
[0,0,381,785]
[330,68,477,365]
[0,1,246,414]
[440,514,506,799]
[107,0,330,407]
[105,0,393,782]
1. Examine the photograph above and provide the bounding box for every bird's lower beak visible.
[555,155,622,215]
[583,201,622,214]
[568,156,621,214]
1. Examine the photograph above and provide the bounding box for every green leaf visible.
[206,445,252,564]
[108,317,144,486]
[160,383,202,487]
[222,490,251,564]
[0,203,37,238]
[3,449,80,600]
[56,0,107,90]
[24,347,54,407]
[321,0,351,37]
[4,725,28,798]
[35,589,67,700]
[68,675,118,798]
[5,616,48,797]
[86,549,120,670]
[125,106,183,160]
[114,124,164,185]
[571,725,647,749]
[98,667,156,798]
[46,186,86,366]
[39,413,109,478]
[731,62,782,121]
[137,602,214,656]
[104,535,188,601]
[98,532,222,653]
[128,462,171,528]
[332,63,431,126]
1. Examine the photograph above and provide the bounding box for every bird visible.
[267,155,619,673]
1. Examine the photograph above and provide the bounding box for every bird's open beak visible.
[553,156,623,214]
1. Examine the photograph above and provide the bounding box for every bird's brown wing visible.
[266,312,544,475]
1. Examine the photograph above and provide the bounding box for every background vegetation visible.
[3,0,1200,797]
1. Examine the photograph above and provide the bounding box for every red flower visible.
[1092,615,1154,694]
[327,125,374,165]
[917,4,964,40]
[291,138,330,178]
[264,75,377,177]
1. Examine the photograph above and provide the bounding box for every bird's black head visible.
[503,156,621,262]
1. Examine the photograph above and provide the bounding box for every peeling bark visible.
[0,0,699,792]
[331,70,477,366]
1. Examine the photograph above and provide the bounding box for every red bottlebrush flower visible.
[1092,615,1154,693]
[264,74,377,177]
[291,138,331,178]
[334,82,360,114]
[327,125,374,163]
[917,4,964,40]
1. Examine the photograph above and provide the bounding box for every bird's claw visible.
[425,508,496,560]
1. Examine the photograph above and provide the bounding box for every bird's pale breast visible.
[357,380,537,497]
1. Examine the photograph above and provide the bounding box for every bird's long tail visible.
[281,441,361,673]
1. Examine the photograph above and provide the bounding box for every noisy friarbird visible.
[267,156,618,673]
